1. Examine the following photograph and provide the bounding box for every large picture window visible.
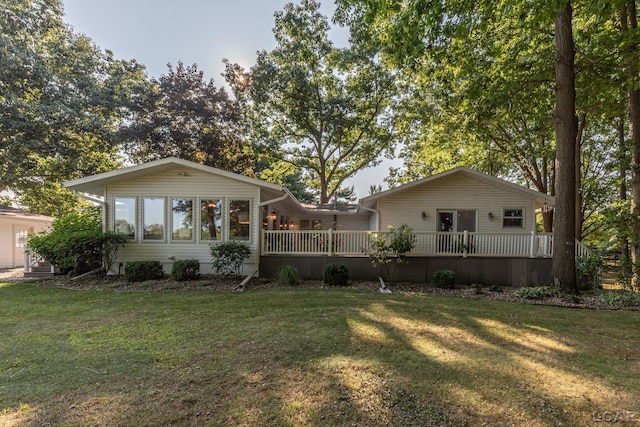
[229,200,250,240]
[143,197,165,240]
[503,208,524,228]
[201,199,222,241]
[172,198,193,241]
[114,197,136,240]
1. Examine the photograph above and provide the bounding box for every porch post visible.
[463,230,468,259]
[530,230,536,258]
[24,246,29,273]
[328,228,333,256]
[260,229,265,255]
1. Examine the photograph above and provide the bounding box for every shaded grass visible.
[1,281,639,426]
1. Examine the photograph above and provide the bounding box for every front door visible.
[439,211,454,232]
[456,210,477,232]
[438,210,476,253]
[13,227,30,267]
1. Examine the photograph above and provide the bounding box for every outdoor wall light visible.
[421,211,427,220]
[488,212,494,220]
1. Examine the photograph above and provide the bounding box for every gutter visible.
[357,203,380,231]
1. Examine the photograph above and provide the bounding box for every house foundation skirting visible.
[259,255,553,287]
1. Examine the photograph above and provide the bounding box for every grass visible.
[1,281,639,426]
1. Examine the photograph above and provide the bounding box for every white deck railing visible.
[262,230,558,258]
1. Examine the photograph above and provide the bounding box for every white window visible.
[114,197,136,240]
[201,199,222,241]
[503,208,524,228]
[171,198,194,241]
[143,198,165,240]
[300,219,322,230]
[229,200,250,241]
[15,229,29,248]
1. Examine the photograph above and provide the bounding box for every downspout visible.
[73,190,106,232]
[358,204,380,231]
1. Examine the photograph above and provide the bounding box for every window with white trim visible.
[143,197,165,240]
[229,200,250,240]
[171,198,193,241]
[114,197,136,240]
[201,199,222,241]
[503,208,524,228]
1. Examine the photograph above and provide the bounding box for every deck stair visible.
[24,261,54,278]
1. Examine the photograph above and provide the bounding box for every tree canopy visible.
[0,0,149,217]
[226,0,400,203]
[118,62,256,176]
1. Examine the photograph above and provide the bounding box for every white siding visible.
[0,222,11,268]
[377,174,538,233]
[0,219,51,268]
[104,167,262,274]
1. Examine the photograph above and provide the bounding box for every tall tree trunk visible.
[623,0,640,291]
[575,112,586,240]
[552,2,578,293]
[619,117,630,275]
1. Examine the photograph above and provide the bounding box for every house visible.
[0,205,53,268]
[62,157,561,286]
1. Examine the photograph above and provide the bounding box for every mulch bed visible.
[15,273,638,311]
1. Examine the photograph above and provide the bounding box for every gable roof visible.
[0,205,54,222]
[62,157,286,198]
[358,166,554,210]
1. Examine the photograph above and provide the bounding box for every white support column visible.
[530,230,536,258]
[463,230,469,259]
[328,228,334,256]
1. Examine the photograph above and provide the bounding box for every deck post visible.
[328,228,333,256]
[24,246,30,273]
[530,230,536,258]
[463,230,468,259]
[260,229,265,255]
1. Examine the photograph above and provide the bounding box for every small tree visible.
[361,225,416,284]
[209,241,251,277]
[27,208,127,276]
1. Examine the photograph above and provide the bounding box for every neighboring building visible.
[62,157,559,285]
[0,206,53,268]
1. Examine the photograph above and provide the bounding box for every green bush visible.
[125,261,164,282]
[576,252,603,290]
[361,224,416,283]
[598,291,640,307]
[432,270,455,289]
[323,263,349,286]
[275,264,301,286]
[514,286,560,299]
[27,208,127,276]
[210,240,251,277]
[170,259,200,281]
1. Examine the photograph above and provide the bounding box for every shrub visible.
[27,208,127,276]
[275,264,300,286]
[323,263,349,286]
[432,270,455,289]
[598,291,640,307]
[576,252,603,290]
[361,224,416,283]
[125,261,164,282]
[514,286,560,299]
[210,240,251,277]
[171,259,200,281]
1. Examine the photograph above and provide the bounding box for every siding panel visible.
[377,174,538,233]
[104,167,261,274]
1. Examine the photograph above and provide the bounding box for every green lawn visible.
[1,282,638,426]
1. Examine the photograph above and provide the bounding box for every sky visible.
[61,0,400,198]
